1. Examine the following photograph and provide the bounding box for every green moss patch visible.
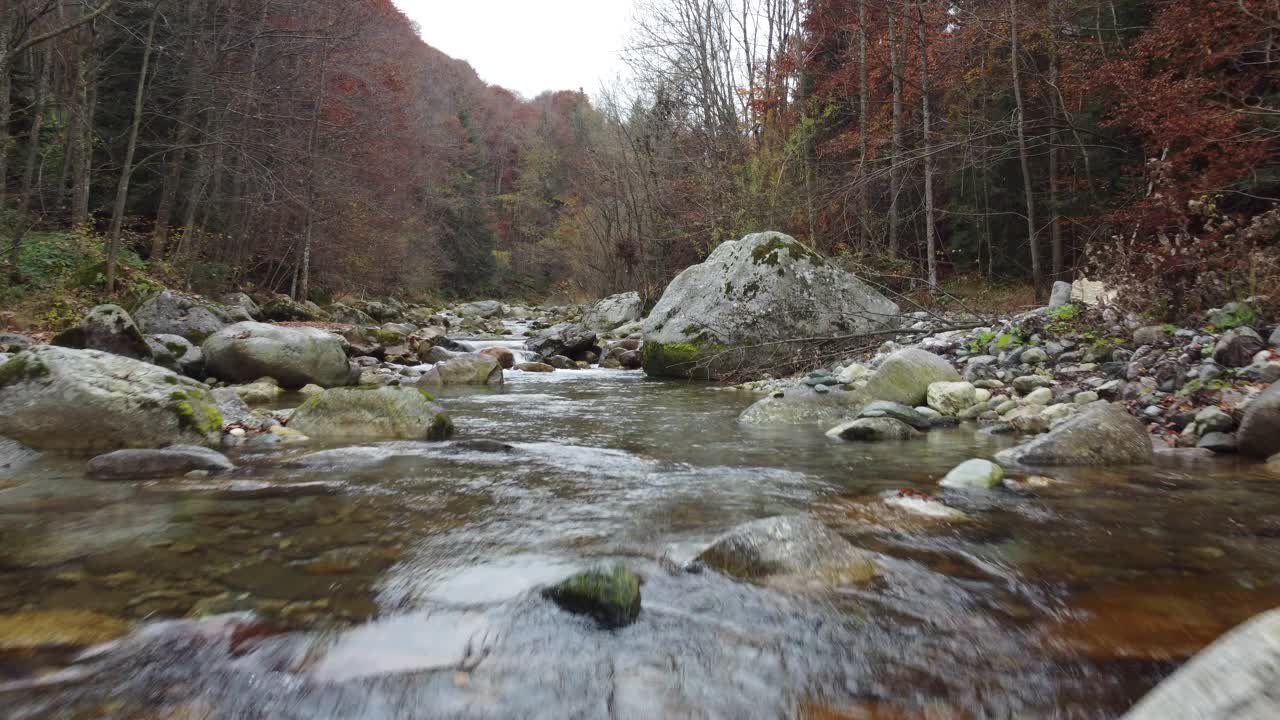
[543,564,641,629]
[0,354,49,388]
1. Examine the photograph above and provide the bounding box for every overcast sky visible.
[392,1,637,99]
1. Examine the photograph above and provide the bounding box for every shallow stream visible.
[2,351,1280,719]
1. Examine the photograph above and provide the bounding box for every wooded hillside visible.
[1,0,1277,319]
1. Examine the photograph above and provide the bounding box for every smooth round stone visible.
[939,459,1005,489]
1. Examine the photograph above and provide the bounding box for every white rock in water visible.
[926,381,977,416]
[939,459,1004,489]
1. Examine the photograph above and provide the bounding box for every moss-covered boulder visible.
[0,346,222,451]
[328,302,377,326]
[417,353,503,387]
[287,386,454,441]
[203,322,352,389]
[52,304,153,361]
[863,348,960,406]
[259,294,318,322]
[641,232,899,379]
[132,290,232,343]
[543,564,641,629]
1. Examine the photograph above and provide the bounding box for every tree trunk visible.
[1047,18,1064,278]
[1010,0,1043,301]
[888,12,903,258]
[857,0,870,251]
[106,4,160,294]
[0,23,11,209]
[70,33,97,229]
[917,0,937,288]
[8,48,52,279]
[298,45,331,303]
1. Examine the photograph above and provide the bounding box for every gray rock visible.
[995,401,1153,466]
[259,295,318,322]
[1214,328,1267,368]
[1048,281,1073,308]
[288,386,453,441]
[51,304,152,361]
[963,355,1000,383]
[1270,326,1280,349]
[456,300,504,319]
[151,334,204,377]
[328,303,376,326]
[88,445,234,480]
[583,292,644,330]
[0,346,222,451]
[926,381,977,415]
[546,354,576,370]
[1238,382,1280,458]
[133,290,231,343]
[1197,432,1238,453]
[220,292,260,321]
[939,459,1004,489]
[828,416,920,441]
[514,362,555,373]
[525,323,597,359]
[417,353,503,387]
[1195,406,1236,433]
[697,515,877,582]
[1133,325,1171,347]
[863,348,960,406]
[0,333,35,353]
[203,322,351,389]
[1012,375,1054,395]
[738,390,863,427]
[1122,609,1280,720]
[858,400,932,430]
[1021,347,1049,365]
[641,232,899,379]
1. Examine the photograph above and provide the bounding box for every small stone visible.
[828,417,921,442]
[1013,375,1053,394]
[1024,387,1053,406]
[543,565,641,629]
[1197,432,1238,454]
[1074,391,1099,405]
[939,459,1004,489]
[1021,347,1049,365]
[1195,406,1236,434]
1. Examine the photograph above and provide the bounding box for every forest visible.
[1,0,1277,320]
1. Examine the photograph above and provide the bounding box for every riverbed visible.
[2,352,1280,718]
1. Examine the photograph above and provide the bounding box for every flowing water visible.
[3,341,1280,719]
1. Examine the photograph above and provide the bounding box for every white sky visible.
[392,1,637,99]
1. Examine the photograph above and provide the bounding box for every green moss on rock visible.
[0,354,49,388]
[543,564,641,629]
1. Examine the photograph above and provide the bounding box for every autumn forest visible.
[1,0,1277,318]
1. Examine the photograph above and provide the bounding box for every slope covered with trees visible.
[1,0,1277,320]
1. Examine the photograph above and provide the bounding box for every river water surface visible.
[3,346,1280,719]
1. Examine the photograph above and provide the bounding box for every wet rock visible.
[453,439,516,453]
[1238,382,1280,458]
[88,445,234,480]
[926,381,977,416]
[0,609,131,650]
[864,348,960,406]
[818,491,971,534]
[0,347,222,451]
[543,564,641,629]
[939,459,1004,489]
[204,322,351,389]
[51,304,152,361]
[478,346,516,369]
[514,361,555,373]
[828,416,920,441]
[288,386,454,441]
[858,400,932,430]
[525,323,597,359]
[1197,432,1238,453]
[583,291,644,330]
[739,390,863,427]
[417,353,503,387]
[456,300,504,318]
[230,377,282,404]
[698,515,877,584]
[1214,328,1266,368]
[641,232,899,379]
[133,290,231,343]
[1123,608,1280,720]
[995,401,1153,466]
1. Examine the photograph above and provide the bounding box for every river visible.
[2,334,1280,718]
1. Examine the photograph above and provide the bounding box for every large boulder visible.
[1123,609,1280,720]
[88,445,234,480]
[583,292,644,331]
[416,354,503,387]
[132,290,231,343]
[456,300,503,319]
[995,401,1153,466]
[203,322,352,389]
[641,232,899,379]
[51,304,152,361]
[220,292,260,321]
[287,387,454,441]
[697,515,877,584]
[259,295,317,322]
[1238,382,1280,458]
[863,349,960,406]
[328,303,376,326]
[1213,328,1266,368]
[0,347,222,451]
[525,323,597,359]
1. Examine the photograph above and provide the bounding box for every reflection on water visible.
[2,364,1280,718]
